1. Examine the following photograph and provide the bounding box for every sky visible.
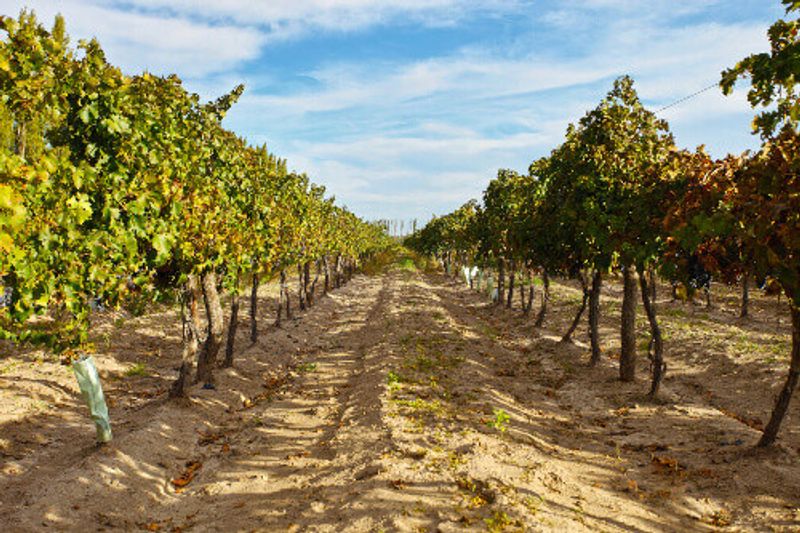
[0,0,786,222]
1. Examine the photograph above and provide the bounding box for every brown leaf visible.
[171,460,202,488]
[197,432,224,446]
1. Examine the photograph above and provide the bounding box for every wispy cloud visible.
[3,0,265,76]
[224,10,772,219]
[113,0,524,40]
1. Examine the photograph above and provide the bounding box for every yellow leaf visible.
[0,184,16,210]
[0,232,12,253]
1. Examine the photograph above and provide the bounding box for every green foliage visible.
[392,397,444,416]
[719,2,800,307]
[486,408,510,432]
[387,370,403,385]
[409,76,675,284]
[405,199,480,269]
[536,76,675,274]
[0,10,392,353]
[485,510,518,531]
[396,256,417,271]
[297,362,317,373]
[124,362,148,377]
[721,1,800,137]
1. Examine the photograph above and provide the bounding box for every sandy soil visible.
[1,265,799,531]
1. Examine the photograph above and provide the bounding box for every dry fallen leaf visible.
[171,460,202,488]
[652,455,679,470]
[651,455,688,480]
[197,432,224,446]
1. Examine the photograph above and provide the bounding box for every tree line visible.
[407,1,800,447]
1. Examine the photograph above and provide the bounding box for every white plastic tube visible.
[72,355,112,443]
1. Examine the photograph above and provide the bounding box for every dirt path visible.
[2,267,799,531]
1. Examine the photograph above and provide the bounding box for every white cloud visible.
[543,0,721,26]
[1,0,265,76]
[225,17,767,126]
[283,152,492,220]
[115,0,523,39]
[296,132,552,164]
[223,12,771,219]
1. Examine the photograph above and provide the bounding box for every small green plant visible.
[124,362,148,377]
[447,450,466,471]
[297,362,317,373]
[0,361,20,375]
[387,370,403,385]
[395,255,418,271]
[486,408,511,433]
[393,398,444,415]
[523,495,543,515]
[485,510,516,531]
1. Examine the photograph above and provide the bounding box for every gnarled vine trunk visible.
[639,272,664,397]
[496,259,505,306]
[275,269,290,327]
[308,260,320,307]
[284,271,293,318]
[170,275,201,398]
[506,261,515,309]
[741,272,750,319]
[195,271,224,386]
[525,283,534,315]
[562,273,588,343]
[334,255,342,288]
[534,271,549,327]
[223,276,239,368]
[298,263,307,311]
[323,256,330,294]
[620,266,637,382]
[250,270,258,343]
[648,268,656,303]
[589,270,602,366]
[758,305,800,447]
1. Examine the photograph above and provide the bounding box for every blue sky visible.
[0,0,785,222]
